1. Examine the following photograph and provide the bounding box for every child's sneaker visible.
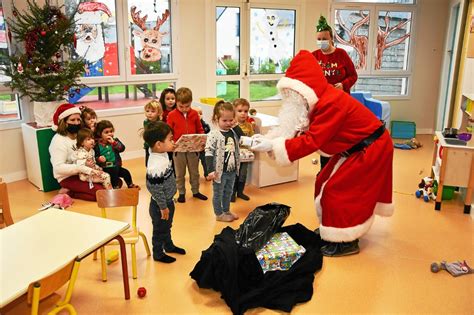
[216,213,234,222]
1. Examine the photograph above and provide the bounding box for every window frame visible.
[330,1,417,99]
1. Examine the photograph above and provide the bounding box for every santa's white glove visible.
[251,137,273,152]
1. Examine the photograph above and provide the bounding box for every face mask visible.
[66,124,81,134]
[317,40,330,51]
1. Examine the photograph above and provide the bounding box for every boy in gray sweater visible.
[143,121,186,263]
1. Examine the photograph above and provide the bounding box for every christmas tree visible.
[4,0,84,102]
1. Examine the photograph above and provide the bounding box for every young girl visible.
[205,101,242,222]
[143,99,163,165]
[80,106,98,132]
[73,128,112,189]
[94,120,139,189]
[232,98,255,201]
[159,88,176,122]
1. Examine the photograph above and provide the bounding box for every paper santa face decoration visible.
[74,1,112,64]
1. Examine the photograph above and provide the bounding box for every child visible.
[143,121,186,263]
[94,120,139,189]
[143,99,163,165]
[232,98,254,201]
[80,106,98,132]
[205,101,242,222]
[73,128,112,189]
[192,105,211,178]
[159,87,176,123]
[167,87,207,203]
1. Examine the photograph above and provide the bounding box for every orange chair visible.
[95,188,151,280]
[0,182,14,228]
[2,258,80,315]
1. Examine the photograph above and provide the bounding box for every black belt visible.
[340,125,385,157]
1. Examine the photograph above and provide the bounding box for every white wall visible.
[0,0,452,182]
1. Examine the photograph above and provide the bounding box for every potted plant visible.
[3,0,84,127]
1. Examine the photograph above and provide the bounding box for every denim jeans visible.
[212,171,236,216]
[149,198,175,258]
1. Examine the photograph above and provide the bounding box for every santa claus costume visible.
[253,50,394,256]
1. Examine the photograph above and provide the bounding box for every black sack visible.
[234,202,290,251]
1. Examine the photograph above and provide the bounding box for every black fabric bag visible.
[234,203,291,251]
[190,223,324,315]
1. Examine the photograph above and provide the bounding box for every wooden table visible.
[0,209,131,308]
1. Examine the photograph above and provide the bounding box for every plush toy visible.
[394,138,423,150]
[38,193,74,211]
[415,177,436,202]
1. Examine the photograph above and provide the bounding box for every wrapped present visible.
[256,232,306,273]
[240,148,255,162]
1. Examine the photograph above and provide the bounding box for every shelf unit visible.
[431,131,474,214]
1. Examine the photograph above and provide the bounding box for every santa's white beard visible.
[265,89,310,139]
[75,30,105,64]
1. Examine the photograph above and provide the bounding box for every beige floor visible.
[4,134,474,314]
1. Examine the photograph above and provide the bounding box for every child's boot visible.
[237,181,250,201]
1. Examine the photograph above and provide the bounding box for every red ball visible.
[137,287,146,298]
[40,30,46,36]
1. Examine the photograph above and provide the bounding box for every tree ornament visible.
[75,88,81,93]
[64,86,69,91]
[55,52,61,58]
[17,63,24,74]
[40,30,47,36]
[35,67,40,72]
[316,15,332,33]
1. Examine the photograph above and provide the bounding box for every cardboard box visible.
[256,232,306,273]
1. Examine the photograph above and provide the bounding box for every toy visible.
[137,287,147,298]
[430,260,473,277]
[38,193,74,211]
[106,250,119,265]
[415,177,436,202]
[394,137,423,150]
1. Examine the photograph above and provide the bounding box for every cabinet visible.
[431,131,474,214]
[21,123,60,192]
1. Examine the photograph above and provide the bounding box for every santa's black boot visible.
[321,239,360,257]
[236,181,250,201]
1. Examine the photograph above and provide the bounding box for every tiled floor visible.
[3,134,473,314]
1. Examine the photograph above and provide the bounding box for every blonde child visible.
[205,101,243,222]
[167,87,207,203]
[143,99,163,165]
[94,120,139,189]
[73,128,112,189]
[143,121,186,263]
[80,106,98,132]
[159,88,176,122]
[231,98,255,201]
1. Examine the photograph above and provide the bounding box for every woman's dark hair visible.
[159,88,177,110]
[76,128,94,148]
[94,120,114,139]
[142,121,173,148]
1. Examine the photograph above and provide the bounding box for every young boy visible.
[143,121,186,263]
[166,87,207,203]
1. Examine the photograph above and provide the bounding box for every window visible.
[0,3,21,122]
[331,1,415,96]
[215,3,297,103]
[63,0,177,109]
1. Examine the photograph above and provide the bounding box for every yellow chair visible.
[95,188,151,280]
[0,181,14,228]
[2,259,80,315]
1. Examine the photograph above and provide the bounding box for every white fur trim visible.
[277,77,318,108]
[271,137,291,166]
[320,214,375,242]
[317,150,332,157]
[75,11,103,24]
[58,107,81,121]
[374,202,394,217]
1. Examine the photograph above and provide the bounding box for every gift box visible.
[255,232,306,273]
[240,148,255,162]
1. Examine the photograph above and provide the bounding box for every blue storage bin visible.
[390,120,416,139]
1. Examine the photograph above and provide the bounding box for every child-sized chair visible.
[95,188,151,280]
[2,258,80,315]
[0,181,14,228]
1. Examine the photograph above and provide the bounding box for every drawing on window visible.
[129,2,171,75]
[334,10,369,70]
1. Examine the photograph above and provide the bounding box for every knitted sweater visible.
[146,152,177,209]
[49,134,91,183]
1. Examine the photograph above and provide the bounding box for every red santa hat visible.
[52,103,81,131]
[75,2,112,25]
[276,50,328,110]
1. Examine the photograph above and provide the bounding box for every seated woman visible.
[49,103,104,201]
